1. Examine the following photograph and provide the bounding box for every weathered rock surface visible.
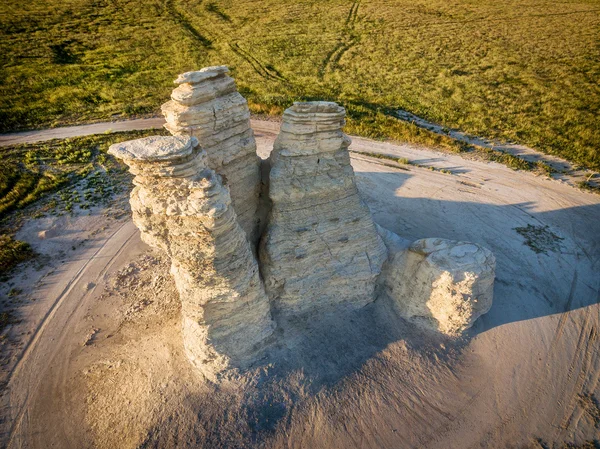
[108,135,275,379]
[260,101,388,318]
[161,66,261,244]
[377,227,495,336]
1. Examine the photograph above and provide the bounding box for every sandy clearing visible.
[0,123,598,448]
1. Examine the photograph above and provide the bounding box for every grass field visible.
[1,0,599,170]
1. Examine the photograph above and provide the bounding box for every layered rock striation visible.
[259,101,388,318]
[108,135,274,379]
[161,66,261,244]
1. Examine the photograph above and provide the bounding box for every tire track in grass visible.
[320,1,361,79]
[330,41,355,71]
[166,1,289,85]
[165,0,213,48]
[345,1,361,27]
[319,41,354,79]
[228,42,288,83]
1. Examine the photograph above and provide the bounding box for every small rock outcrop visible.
[259,102,388,318]
[161,66,261,244]
[108,135,274,379]
[377,227,495,336]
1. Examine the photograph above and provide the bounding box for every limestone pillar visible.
[259,101,388,318]
[108,135,274,379]
[161,66,261,245]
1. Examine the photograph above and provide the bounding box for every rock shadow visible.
[357,170,600,334]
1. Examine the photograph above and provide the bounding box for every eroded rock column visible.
[108,136,274,379]
[161,66,261,244]
[260,101,387,318]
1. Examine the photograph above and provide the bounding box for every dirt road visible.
[0,118,166,147]
[2,116,596,190]
[1,122,598,448]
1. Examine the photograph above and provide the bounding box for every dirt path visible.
[0,118,166,147]
[0,219,141,447]
[2,116,596,193]
[1,124,599,448]
[396,109,598,190]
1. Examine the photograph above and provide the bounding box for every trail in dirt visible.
[0,221,140,448]
[0,118,275,147]
[0,117,166,147]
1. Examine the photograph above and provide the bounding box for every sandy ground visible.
[0,121,598,448]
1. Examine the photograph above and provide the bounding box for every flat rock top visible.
[175,66,229,85]
[108,135,196,162]
[410,238,493,268]
[287,101,345,115]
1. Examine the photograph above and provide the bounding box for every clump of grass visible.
[576,180,600,193]
[343,107,468,154]
[397,158,410,165]
[0,311,16,334]
[535,161,556,176]
[7,287,21,297]
[475,147,533,171]
[0,235,34,276]
[514,224,564,255]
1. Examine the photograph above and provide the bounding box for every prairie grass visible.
[0,130,165,218]
[0,235,33,277]
[1,0,599,169]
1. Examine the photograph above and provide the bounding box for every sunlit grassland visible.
[1,0,599,169]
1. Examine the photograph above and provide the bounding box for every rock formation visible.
[108,135,274,379]
[161,66,261,244]
[377,227,495,336]
[109,68,497,377]
[259,101,388,318]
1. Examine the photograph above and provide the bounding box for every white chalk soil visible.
[0,121,598,448]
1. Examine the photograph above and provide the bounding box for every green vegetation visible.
[1,0,599,170]
[0,311,17,335]
[0,130,164,218]
[351,142,556,175]
[0,130,166,276]
[514,224,564,255]
[0,235,33,277]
